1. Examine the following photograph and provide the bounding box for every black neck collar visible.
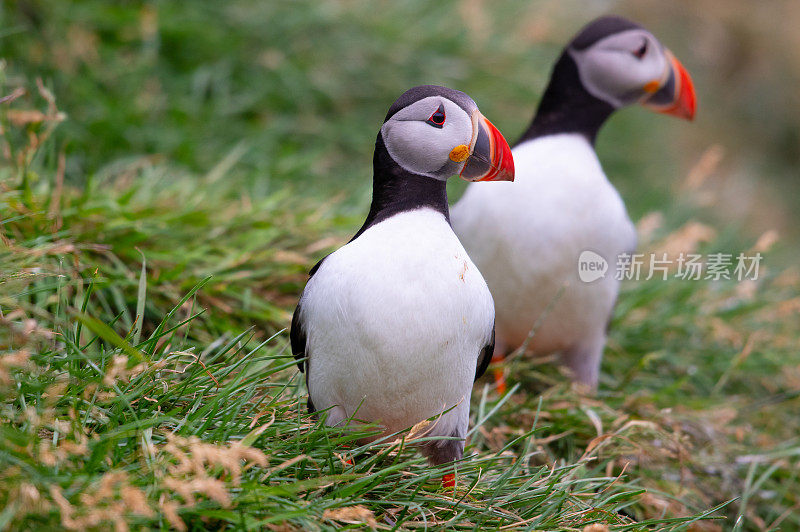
[516,51,616,146]
[350,134,449,242]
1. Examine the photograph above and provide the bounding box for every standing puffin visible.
[291,85,514,472]
[451,16,696,390]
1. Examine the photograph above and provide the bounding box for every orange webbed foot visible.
[442,473,455,488]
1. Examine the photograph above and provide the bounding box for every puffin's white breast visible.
[451,133,636,352]
[301,208,494,434]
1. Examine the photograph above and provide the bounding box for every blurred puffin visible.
[451,16,696,391]
[291,85,514,478]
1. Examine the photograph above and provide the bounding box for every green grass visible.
[0,92,726,531]
[2,2,799,530]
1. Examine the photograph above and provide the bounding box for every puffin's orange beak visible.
[642,50,696,121]
[459,112,515,182]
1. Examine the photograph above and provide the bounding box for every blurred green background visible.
[2,2,800,529]
[1,0,798,248]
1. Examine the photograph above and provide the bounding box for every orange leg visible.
[492,352,507,395]
[442,473,455,488]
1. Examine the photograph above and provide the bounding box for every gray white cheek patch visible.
[381,121,448,177]
[380,100,473,179]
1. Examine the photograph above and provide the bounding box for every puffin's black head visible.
[567,15,696,119]
[520,16,697,144]
[379,85,514,182]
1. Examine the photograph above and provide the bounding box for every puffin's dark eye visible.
[425,104,446,128]
[633,40,648,59]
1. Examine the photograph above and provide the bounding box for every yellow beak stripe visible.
[449,144,470,162]
[643,80,661,94]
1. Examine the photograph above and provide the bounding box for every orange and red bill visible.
[459,112,515,182]
[643,49,697,120]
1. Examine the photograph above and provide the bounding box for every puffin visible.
[450,16,696,391]
[291,85,514,477]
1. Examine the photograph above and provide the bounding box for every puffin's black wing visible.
[290,256,329,373]
[290,301,307,373]
[474,325,495,381]
[307,256,327,277]
[292,257,333,415]
[290,301,317,414]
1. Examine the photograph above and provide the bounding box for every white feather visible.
[300,208,494,439]
[451,133,636,385]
